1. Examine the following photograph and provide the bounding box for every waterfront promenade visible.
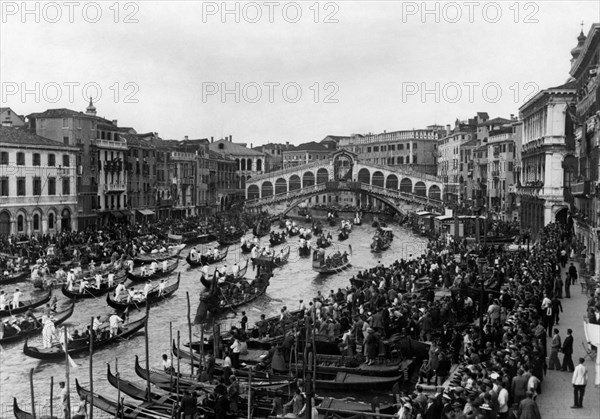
[537,261,599,419]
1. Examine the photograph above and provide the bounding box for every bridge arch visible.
[248,184,260,200]
[316,168,329,184]
[303,171,315,188]
[400,178,412,193]
[358,168,370,184]
[414,181,427,197]
[261,181,273,197]
[386,174,398,190]
[289,175,301,191]
[372,171,384,187]
[428,184,441,200]
[275,178,287,194]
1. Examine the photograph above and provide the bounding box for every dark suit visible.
[511,374,528,405]
[518,397,541,419]
[561,334,574,372]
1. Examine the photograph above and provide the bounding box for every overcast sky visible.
[1,1,599,145]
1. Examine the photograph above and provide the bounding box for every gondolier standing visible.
[109,313,123,337]
[59,381,69,419]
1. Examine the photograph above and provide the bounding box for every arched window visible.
[17,214,24,232]
[256,159,262,171]
[48,213,55,229]
[33,214,40,230]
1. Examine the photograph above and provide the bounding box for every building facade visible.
[0,107,25,127]
[338,128,441,175]
[253,142,293,172]
[209,137,266,190]
[516,82,576,237]
[569,24,600,273]
[0,126,78,236]
[282,141,333,168]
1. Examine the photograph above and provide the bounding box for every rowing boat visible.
[106,274,180,311]
[312,246,352,274]
[61,282,118,300]
[133,244,186,264]
[126,257,179,282]
[0,289,52,318]
[0,302,74,344]
[186,246,228,267]
[23,315,146,360]
[0,271,28,286]
[315,371,402,391]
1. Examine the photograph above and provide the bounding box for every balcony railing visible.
[103,183,126,192]
[93,139,127,150]
[491,170,500,177]
[571,180,591,196]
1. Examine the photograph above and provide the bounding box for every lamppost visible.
[476,257,487,331]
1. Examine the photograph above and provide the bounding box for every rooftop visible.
[209,139,265,156]
[286,141,331,152]
[27,108,115,125]
[0,126,79,149]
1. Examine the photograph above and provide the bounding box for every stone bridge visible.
[245,150,445,214]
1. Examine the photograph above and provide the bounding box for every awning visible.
[111,211,124,218]
[137,209,155,216]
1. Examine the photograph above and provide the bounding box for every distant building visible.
[437,117,480,202]
[338,128,441,175]
[0,125,78,236]
[26,100,127,228]
[253,142,294,172]
[0,107,25,127]
[209,136,266,190]
[282,141,334,168]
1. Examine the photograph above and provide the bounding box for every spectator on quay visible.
[561,328,574,372]
[571,357,588,409]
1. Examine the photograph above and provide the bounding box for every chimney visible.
[229,135,233,142]
[211,136,214,143]
[286,141,289,146]
[2,118,13,127]
[446,124,451,134]
[112,119,118,126]
[184,136,189,141]
[383,130,386,133]
[250,143,253,149]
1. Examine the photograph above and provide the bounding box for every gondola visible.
[134,354,200,393]
[298,243,311,257]
[316,397,397,416]
[75,380,171,419]
[287,227,299,237]
[240,242,255,253]
[338,229,349,241]
[269,232,287,246]
[371,227,394,253]
[207,259,250,289]
[133,244,185,264]
[328,217,337,227]
[316,235,332,248]
[299,230,312,240]
[106,274,180,311]
[61,281,118,300]
[214,280,270,312]
[23,315,146,360]
[0,289,52,318]
[126,257,179,282]
[170,231,216,245]
[312,246,352,274]
[272,246,291,267]
[314,371,402,391]
[290,355,410,377]
[312,222,323,236]
[0,270,28,286]
[13,398,58,419]
[186,246,228,267]
[217,231,244,246]
[0,302,74,344]
[106,363,180,404]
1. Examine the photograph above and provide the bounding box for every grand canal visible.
[0,221,428,417]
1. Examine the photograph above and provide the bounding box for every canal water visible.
[0,221,428,417]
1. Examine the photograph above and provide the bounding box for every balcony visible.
[103,183,126,192]
[92,139,127,150]
[571,180,591,197]
[158,198,173,208]
[491,170,500,178]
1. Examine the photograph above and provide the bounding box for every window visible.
[381,146,386,152]
[33,153,41,166]
[413,143,418,150]
[63,136,69,145]
[0,177,8,196]
[48,177,56,195]
[389,145,395,151]
[40,119,46,129]
[62,178,70,195]
[367,147,371,153]
[373,146,379,152]
[16,152,25,165]
[33,177,41,195]
[48,213,54,229]
[62,118,68,128]
[17,177,25,196]
[399,144,404,150]
[77,118,82,129]
[17,215,24,232]
[0,152,8,165]
[48,154,55,166]
[62,155,70,167]
[33,214,40,231]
